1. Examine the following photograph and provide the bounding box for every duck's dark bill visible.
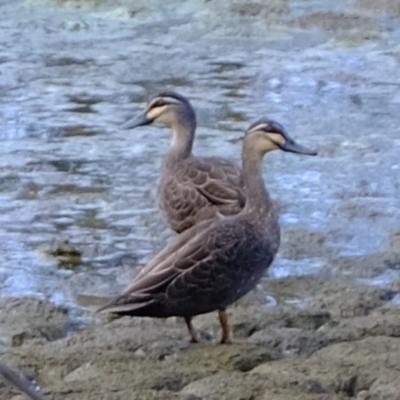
[281,139,317,156]
[122,113,151,129]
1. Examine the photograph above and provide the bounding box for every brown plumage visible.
[122,91,245,233]
[99,118,317,343]
[0,361,48,400]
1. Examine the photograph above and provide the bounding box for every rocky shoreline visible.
[2,277,400,400]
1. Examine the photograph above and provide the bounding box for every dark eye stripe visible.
[149,95,182,110]
[265,121,285,134]
[151,99,168,108]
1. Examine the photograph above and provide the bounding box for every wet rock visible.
[309,283,392,318]
[319,311,400,342]
[291,12,379,33]
[44,55,94,67]
[283,310,331,330]
[355,0,400,16]
[215,303,331,341]
[50,240,82,270]
[63,361,101,383]
[252,336,400,399]
[180,372,262,400]
[181,371,343,400]
[233,348,275,372]
[257,393,343,400]
[3,300,400,399]
[273,278,392,319]
[0,298,70,347]
[249,327,332,357]
[279,229,330,260]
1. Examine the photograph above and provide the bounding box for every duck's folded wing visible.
[165,227,250,307]
[97,221,218,313]
[134,218,214,282]
[121,224,216,294]
[188,158,246,207]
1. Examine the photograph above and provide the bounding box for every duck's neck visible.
[241,147,274,219]
[167,115,196,162]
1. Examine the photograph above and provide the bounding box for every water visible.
[0,0,399,314]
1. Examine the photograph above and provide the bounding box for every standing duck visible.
[98,118,317,344]
[123,92,245,233]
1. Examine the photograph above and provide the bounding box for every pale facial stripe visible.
[267,132,286,146]
[249,123,269,133]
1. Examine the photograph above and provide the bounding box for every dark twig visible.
[0,361,48,400]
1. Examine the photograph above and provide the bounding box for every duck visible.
[122,91,246,233]
[98,118,317,344]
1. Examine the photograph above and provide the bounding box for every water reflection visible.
[0,0,399,317]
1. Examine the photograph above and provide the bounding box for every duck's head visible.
[122,92,196,130]
[245,118,317,157]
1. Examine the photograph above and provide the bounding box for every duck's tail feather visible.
[96,293,157,315]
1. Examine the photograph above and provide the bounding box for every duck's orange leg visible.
[218,308,232,344]
[184,317,199,343]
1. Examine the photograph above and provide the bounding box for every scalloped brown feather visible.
[127,91,247,233]
[160,154,246,233]
[98,214,278,319]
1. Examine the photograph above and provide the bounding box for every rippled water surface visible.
[0,0,399,315]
